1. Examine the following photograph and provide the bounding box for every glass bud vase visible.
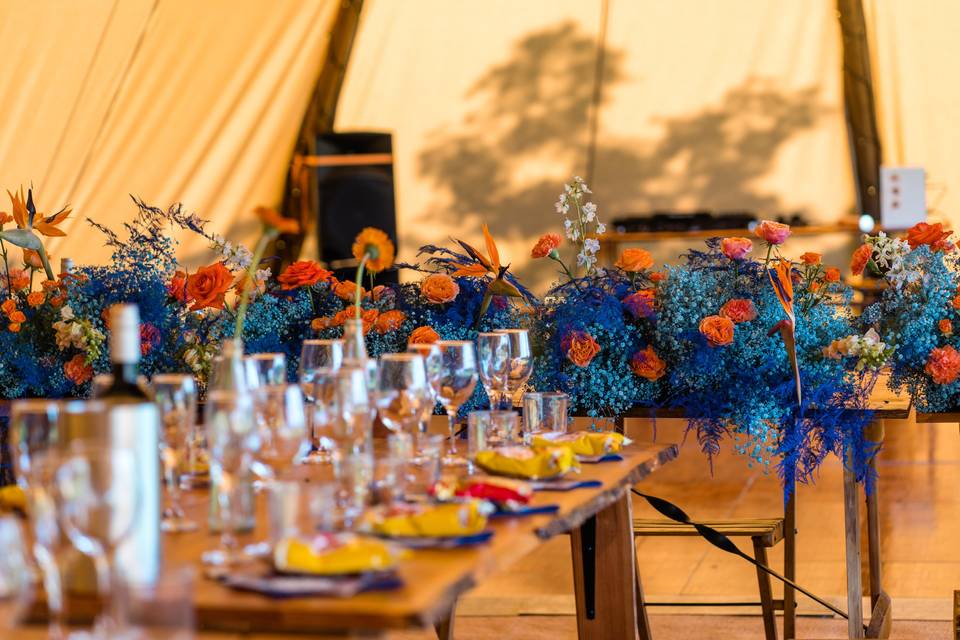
[342,318,378,391]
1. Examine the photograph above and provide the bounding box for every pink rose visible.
[753,220,791,245]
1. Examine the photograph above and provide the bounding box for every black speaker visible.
[314,132,398,285]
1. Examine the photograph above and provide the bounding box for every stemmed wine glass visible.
[407,343,443,435]
[374,354,431,435]
[202,390,258,566]
[435,341,478,466]
[243,352,287,388]
[330,365,374,457]
[151,374,199,533]
[494,329,533,408]
[55,442,141,637]
[253,384,309,479]
[10,399,66,638]
[477,332,511,410]
[299,339,344,464]
[0,516,33,634]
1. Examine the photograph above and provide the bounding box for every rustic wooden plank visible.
[865,591,892,639]
[914,411,960,423]
[843,466,865,639]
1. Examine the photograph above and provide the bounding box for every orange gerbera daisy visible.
[352,228,395,273]
[254,206,300,235]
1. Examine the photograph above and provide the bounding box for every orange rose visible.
[531,233,562,259]
[622,289,656,319]
[420,273,460,304]
[906,222,952,251]
[699,315,735,347]
[824,267,841,283]
[850,244,872,276]
[333,280,364,301]
[8,310,25,324]
[719,299,757,324]
[408,326,440,345]
[753,220,791,245]
[7,323,20,333]
[1,299,16,316]
[561,330,601,367]
[615,248,654,272]
[49,294,65,308]
[374,310,406,334]
[331,309,353,327]
[185,262,233,311]
[26,291,45,307]
[7,269,29,291]
[278,261,332,290]
[255,206,300,234]
[64,354,93,385]
[372,285,394,302]
[953,292,960,311]
[939,319,953,336]
[630,346,666,381]
[311,317,333,332]
[649,271,668,282]
[22,249,43,269]
[360,308,379,335]
[800,252,822,265]
[925,345,960,385]
[352,227,395,273]
[720,237,753,260]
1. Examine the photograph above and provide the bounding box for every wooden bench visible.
[633,517,792,640]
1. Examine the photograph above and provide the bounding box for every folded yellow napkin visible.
[473,446,578,480]
[274,534,402,575]
[363,502,488,538]
[0,485,26,512]
[532,431,629,457]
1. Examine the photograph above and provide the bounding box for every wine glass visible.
[477,332,511,410]
[330,365,374,457]
[55,442,141,636]
[435,341,478,466]
[299,339,344,464]
[407,343,442,435]
[0,516,33,633]
[9,400,65,637]
[202,390,257,566]
[151,374,199,533]
[374,354,430,435]
[494,329,533,407]
[253,384,309,479]
[243,352,287,388]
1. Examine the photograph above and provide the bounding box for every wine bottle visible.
[101,304,149,399]
[59,257,74,276]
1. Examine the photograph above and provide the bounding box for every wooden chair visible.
[632,517,793,640]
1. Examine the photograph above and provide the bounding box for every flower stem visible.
[474,289,492,331]
[37,244,55,281]
[234,231,273,339]
[354,255,368,319]
[550,254,577,283]
[0,239,12,294]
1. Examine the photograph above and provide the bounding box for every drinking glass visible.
[330,365,374,456]
[299,339,344,464]
[253,384,309,479]
[243,352,287,388]
[374,353,430,435]
[371,456,407,506]
[522,392,570,438]
[124,564,196,639]
[151,374,199,533]
[406,434,444,498]
[335,452,373,529]
[467,411,519,456]
[202,391,257,566]
[406,343,442,432]
[494,329,533,407]
[477,332,511,409]
[10,399,66,637]
[0,516,33,633]
[55,443,141,636]
[435,341,478,466]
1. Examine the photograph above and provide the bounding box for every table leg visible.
[865,420,884,610]
[844,466,865,639]
[783,486,796,640]
[434,602,455,640]
[571,493,640,640]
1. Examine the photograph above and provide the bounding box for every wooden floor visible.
[391,414,959,638]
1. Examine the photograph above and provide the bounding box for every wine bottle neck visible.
[111,362,140,385]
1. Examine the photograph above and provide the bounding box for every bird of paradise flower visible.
[410,224,536,329]
[767,258,801,408]
[0,187,70,281]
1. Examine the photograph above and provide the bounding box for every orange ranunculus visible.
[255,206,300,235]
[824,267,841,283]
[333,280,364,301]
[311,317,333,332]
[925,345,960,385]
[331,309,352,327]
[360,308,379,335]
[531,233,562,259]
[49,294,65,307]
[352,227,395,273]
[561,330,601,367]
[64,354,93,385]
[614,248,654,272]
[939,319,953,336]
[1,299,16,316]
[699,315,735,347]
[168,271,188,302]
[374,310,406,334]
[649,271,667,282]
[7,323,20,333]
[906,221,953,251]
[278,260,332,290]
[408,326,440,345]
[185,262,233,311]
[630,346,666,381]
[22,249,43,269]
[420,273,460,304]
[7,269,29,291]
[8,310,25,324]
[753,220,791,245]
[850,244,872,276]
[800,252,822,265]
[953,292,960,311]
[719,299,757,324]
[720,237,753,260]
[26,291,45,307]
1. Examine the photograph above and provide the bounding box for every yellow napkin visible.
[473,446,577,480]
[532,431,628,457]
[364,502,488,538]
[274,535,402,575]
[0,485,26,512]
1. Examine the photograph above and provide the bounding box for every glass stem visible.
[447,411,458,454]
[218,471,237,553]
[35,546,65,640]
[164,450,181,517]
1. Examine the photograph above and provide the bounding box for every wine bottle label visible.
[109,303,141,364]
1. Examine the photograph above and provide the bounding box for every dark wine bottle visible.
[102,304,149,399]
